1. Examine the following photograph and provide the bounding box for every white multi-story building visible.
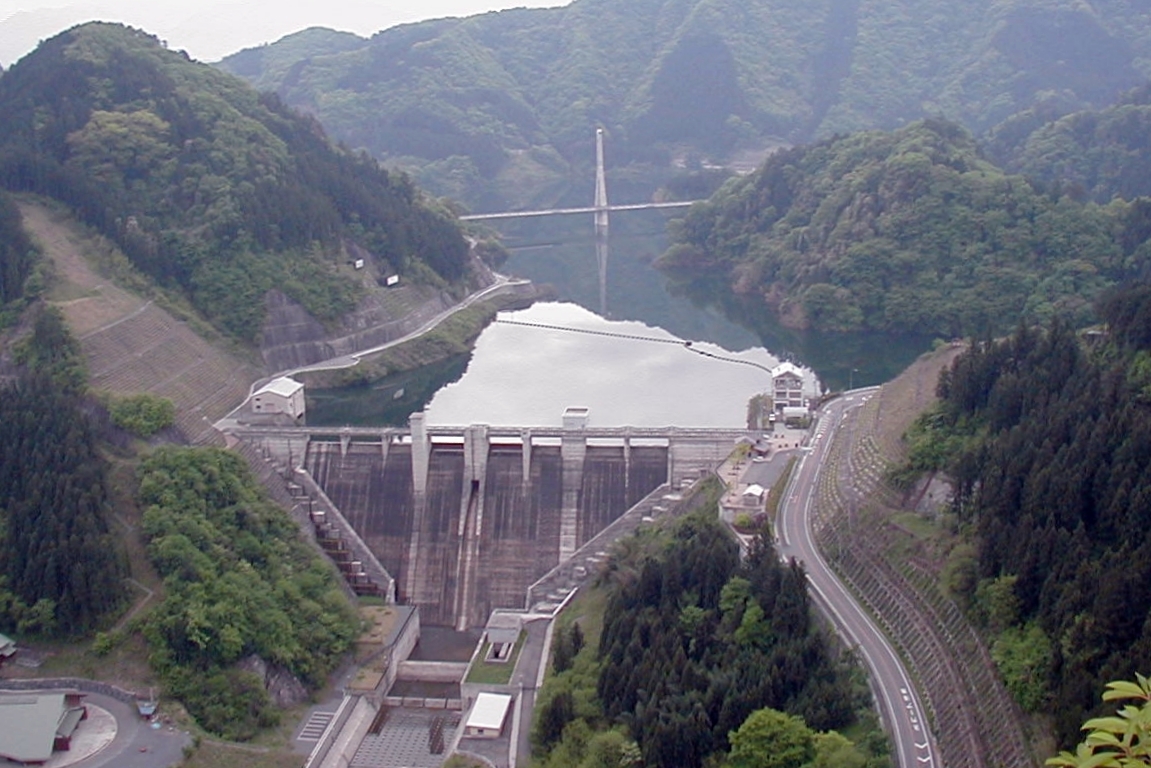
[771,362,805,412]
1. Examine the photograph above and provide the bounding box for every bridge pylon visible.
[594,127,609,315]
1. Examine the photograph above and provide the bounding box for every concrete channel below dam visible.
[232,413,748,629]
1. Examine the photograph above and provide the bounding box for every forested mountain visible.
[912,283,1151,746]
[659,120,1151,336]
[986,84,1151,204]
[0,22,470,340]
[217,0,1151,207]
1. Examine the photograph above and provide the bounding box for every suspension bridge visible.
[458,129,702,315]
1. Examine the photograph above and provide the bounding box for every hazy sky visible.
[0,0,570,65]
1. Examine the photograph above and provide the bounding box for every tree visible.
[992,622,1053,712]
[109,393,175,437]
[727,708,816,768]
[0,340,127,635]
[534,690,575,751]
[811,731,869,768]
[1047,675,1151,767]
[0,190,38,308]
[570,622,585,657]
[136,446,357,737]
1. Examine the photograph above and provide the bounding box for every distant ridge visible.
[218,0,1151,205]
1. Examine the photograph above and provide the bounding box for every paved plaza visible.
[350,709,460,768]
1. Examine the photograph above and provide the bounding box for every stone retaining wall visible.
[0,677,141,705]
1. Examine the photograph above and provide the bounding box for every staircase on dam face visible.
[229,437,395,600]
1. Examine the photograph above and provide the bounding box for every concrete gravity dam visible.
[233,412,747,629]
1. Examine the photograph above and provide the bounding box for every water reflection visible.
[306,354,471,427]
[307,201,937,428]
[668,282,939,391]
[423,303,803,428]
[499,210,762,352]
[501,212,936,391]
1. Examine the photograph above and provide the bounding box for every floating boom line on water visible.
[493,318,775,377]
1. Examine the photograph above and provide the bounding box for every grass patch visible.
[891,511,941,541]
[465,631,526,685]
[28,196,236,346]
[534,579,609,691]
[4,629,160,691]
[180,740,305,768]
[442,755,488,768]
[556,583,607,650]
[765,456,798,526]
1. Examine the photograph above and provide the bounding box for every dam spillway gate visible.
[232,415,748,629]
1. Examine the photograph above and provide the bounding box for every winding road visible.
[775,390,939,768]
[232,273,532,409]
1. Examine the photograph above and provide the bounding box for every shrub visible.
[110,393,175,437]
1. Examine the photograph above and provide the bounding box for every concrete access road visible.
[775,390,938,768]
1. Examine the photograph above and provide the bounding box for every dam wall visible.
[234,417,747,628]
[237,422,746,487]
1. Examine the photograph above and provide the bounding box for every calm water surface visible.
[306,209,935,427]
[424,302,795,427]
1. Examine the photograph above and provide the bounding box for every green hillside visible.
[659,119,1151,336]
[0,22,470,340]
[987,84,1151,204]
[906,285,1151,745]
[217,0,1151,207]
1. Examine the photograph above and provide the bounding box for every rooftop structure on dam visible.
[229,410,750,630]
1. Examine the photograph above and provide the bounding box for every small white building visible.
[251,377,306,419]
[771,362,805,412]
[484,612,523,662]
[742,484,766,507]
[563,407,590,430]
[464,692,513,739]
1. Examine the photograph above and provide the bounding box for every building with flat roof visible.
[463,692,513,739]
[0,691,87,764]
[771,363,805,412]
[251,377,306,419]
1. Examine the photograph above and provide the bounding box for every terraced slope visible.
[812,346,1039,768]
[20,200,258,444]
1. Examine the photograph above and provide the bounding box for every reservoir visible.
[307,209,935,427]
[424,301,786,427]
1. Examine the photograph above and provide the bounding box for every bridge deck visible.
[458,201,696,221]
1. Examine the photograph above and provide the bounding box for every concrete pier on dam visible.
[231,413,748,630]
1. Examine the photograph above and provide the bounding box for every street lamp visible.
[848,367,859,391]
